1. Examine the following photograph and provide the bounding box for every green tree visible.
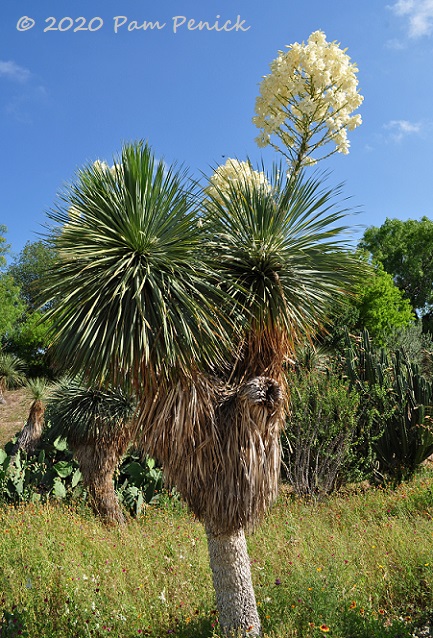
[355,262,414,345]
[5,241,56,375]
[0,228,25,341]
[321,258,414,349]
[0,274,24,341]
[5,311,53,377]
[359,216,433,326]
[0,224,10,268]
[40,142,360,637]
[8,240,55,310]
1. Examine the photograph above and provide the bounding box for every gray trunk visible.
[206,526,261,637]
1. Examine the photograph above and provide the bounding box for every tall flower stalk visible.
[253,30,363,175]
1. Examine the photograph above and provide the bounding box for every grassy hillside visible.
[1,473,433,637]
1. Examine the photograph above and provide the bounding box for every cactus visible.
[344,329,433,484]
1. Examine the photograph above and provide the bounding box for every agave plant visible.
[46,379,137,524]
[0,353,25,404]
[11,377,51,455]
[41,143,362,636]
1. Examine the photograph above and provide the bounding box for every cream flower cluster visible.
[253,30,363,166]
[67,160,120,222]
[207,158,270,202]
[93,159,122,176]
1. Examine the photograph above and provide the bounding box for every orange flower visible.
[320,625,330,632]
[349,601,356,609]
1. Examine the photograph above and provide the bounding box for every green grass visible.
[1,472,433,637]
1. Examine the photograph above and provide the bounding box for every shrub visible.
[283,370,364,496]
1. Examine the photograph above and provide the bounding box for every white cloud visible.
[384,119,422,141]
[0,60,31,82]
[389,0,433,37]
[385,37,407,49]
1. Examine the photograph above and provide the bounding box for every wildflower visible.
[349,601,356,609]
[320,624,330,632]
[275,578,281,585]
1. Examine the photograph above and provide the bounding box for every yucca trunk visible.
[13,400,45,454]
[74,439,128,526]
[206,526,261,637]
[140,374,283,636]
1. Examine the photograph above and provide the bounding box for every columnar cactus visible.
[344,329,433,483]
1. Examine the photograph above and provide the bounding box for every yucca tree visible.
[43,144,229,387]
[0,353,25,405]
[47,379,137,524]
[11,377,50,455]
[42,143,361,637]
[190,163,362,634]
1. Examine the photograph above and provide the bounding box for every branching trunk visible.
[206,526,261,637]
[74,443,126,526]
[139,374,283,636]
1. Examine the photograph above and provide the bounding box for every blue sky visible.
[1,0,433,258]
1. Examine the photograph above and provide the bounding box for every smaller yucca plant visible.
[0,353,26,404]
[47,379,138,525]
[12,377,51,456]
